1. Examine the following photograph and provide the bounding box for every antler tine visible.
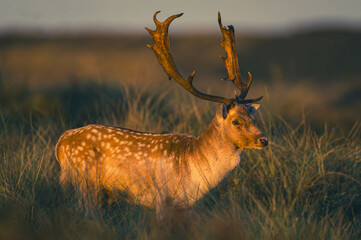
[218,12,255,100]
[146,11,234,106]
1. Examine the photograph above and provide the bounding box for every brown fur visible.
[55,103,268,219]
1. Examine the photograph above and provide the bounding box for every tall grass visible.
[0,81,360,239]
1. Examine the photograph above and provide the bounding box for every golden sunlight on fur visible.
[55,11,268,220]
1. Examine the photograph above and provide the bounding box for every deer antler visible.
[218,12,263,102]
[146,11,234,105]
[146,11,262,105]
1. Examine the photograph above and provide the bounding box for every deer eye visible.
[232,120,241,126]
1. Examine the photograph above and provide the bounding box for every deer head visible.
[215,103,268,150]
[146,11,268,149]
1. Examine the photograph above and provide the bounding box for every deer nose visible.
[259,137,268,147]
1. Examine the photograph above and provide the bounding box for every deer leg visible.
[58,169,71,191]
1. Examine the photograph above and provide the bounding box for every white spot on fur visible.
[151,145,158,152]
[89,150,95,157]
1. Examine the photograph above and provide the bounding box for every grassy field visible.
[0,31,360,239]
[0,80,360,239]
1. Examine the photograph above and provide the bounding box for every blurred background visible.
[1,0,360,130]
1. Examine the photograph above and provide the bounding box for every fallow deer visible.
[55,11,268,219]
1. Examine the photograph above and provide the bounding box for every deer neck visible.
[190,118,243,191]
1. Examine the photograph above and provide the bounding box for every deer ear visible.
[247,103,260,114]
[216,104,229,120]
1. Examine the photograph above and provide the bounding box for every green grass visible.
[0,81,360,239]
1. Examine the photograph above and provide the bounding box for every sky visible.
[1,0,361,34]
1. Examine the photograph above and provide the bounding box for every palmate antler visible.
[146,11,262,105]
